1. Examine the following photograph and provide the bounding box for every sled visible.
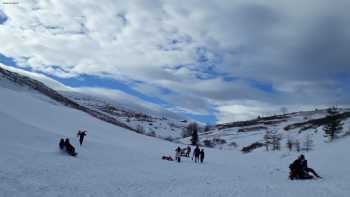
[161,155,173,161]
[68,152,78,157]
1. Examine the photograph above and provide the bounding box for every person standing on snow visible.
[193,145,200,163]
[186,146,191,157]
[175,146,182,163]
[77,130,87,146]
[200,149,205,163]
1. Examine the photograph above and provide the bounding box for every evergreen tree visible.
[191,129,198,146]
[183,122,198,139]
[286,137,293,152]
[187,122,199,145]
[323,113,343,141]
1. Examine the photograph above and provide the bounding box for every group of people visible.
[289,154,321,180]
[59,130,87,157]
[59,129,322,181]
[175,145,205,163]
[193,145,205,163]
[59,138,77,156]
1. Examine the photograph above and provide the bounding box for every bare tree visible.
[286,137,293,152]
[272,133,282,151]
[264,130,273,151]
[303,134,313,152]
[295,140,300,152]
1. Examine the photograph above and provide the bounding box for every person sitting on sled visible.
[289,154,321,180]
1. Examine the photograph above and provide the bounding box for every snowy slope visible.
[1,83,350,197]
[0,65,134,131]
[62,91,188,140]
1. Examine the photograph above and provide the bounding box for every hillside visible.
[62,91,188,140]
[184,109,350,152]
[0,65,134,131]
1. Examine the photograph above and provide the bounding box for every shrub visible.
[147,131,156,137]
[241,142,264,153]
[203,139,214,148]
[213,138,226,145]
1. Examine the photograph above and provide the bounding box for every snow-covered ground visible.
[1,74,350,197]
[186,109,350,151]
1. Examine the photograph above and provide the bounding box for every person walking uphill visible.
[77,130,87,146]
[200,149,205,163]
[193,145,200,163]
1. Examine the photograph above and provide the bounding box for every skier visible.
[186,146,191,157]
[289,154,321,180]
[193,145,200,163]
[175,146,182,163]
[77,130,87,146]
[64,138,77,156]
[200,149,205,163]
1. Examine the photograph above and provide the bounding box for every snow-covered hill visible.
[0,64,188,140]
[0,65,134,131]
[62,91,188,140]
[1,70,350,197]
[184,109,350,152]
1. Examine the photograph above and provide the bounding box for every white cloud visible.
[0,0,349,122]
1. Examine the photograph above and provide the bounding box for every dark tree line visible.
[323,108,344,141]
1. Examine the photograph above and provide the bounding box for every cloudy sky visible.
[0,0,349,123]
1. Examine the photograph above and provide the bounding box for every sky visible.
[0,0,349,123]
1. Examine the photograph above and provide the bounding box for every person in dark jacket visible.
[175,146,181,162]
[59,138,65,150]
[299,155,321,178]
[289,154,321,180]
[77,130,87,146]
[200,149,205,163]
[64,138,77,156]
[193,145,200,163]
